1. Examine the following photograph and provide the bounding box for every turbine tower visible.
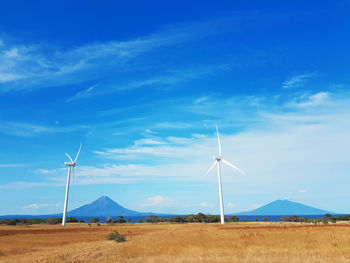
[205,126,245,224]
[62,144,81,227]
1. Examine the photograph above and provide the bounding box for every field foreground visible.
[0,223,350,263]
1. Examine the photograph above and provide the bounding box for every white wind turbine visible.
[62,144,81,227]
[205,126,245,224]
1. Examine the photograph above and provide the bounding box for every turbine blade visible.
[74,143,82,163]
[221,159,246,175]
[65,152,73,163]
[216,125,222,156]
[204,161,217,176]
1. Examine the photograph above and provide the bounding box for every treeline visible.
[281,214,344,224]
[1,213,349,225]
[0,217,82,225]
[136,214,240,223]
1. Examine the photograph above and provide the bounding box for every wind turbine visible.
[62,144,81,227]
[205,126,245,224]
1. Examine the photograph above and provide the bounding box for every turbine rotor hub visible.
[213,156,222,161]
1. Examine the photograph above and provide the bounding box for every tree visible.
[241,218,248,222]
[90,217,100,223]
[150,215,158,222]
[66,217,78,223]
[323,214,332,220]
[114,216,126,223]
[229,216,239,222]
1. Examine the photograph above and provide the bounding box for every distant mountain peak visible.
[237,199,332,216]
[95,195,113,204]
[67,196,146,217]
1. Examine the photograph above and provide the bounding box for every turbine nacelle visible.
[64,162,75,166]
[213,156,222,161]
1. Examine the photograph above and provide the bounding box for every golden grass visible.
[1,223,350,263]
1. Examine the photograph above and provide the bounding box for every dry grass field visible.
[1,222,350,263]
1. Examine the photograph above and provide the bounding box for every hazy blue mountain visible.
[67,196,147,217]
[236,199,332,215]
[0,196,152,219]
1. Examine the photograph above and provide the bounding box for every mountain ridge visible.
[0,197,337,219]
[236,199,332,215]
[67,195,148,217]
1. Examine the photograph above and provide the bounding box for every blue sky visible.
[0,0,350,215]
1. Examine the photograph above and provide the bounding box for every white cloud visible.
[0,18,232,94]
[66,63,230,101]
[134,138,166,146]
[282,73,314,89]
[298,189,307,193]
[141,195,174,207]
[66,85,96,102]
[296,92,330,107]
[200,202,215,208]
[4,48,19,58]
[0,164,22,167]
[22,203,60,210]
[0,181,55,189]
[0,72,22,82]
[227,202,238,210]
[33,168,57,175]
[0,121,86,137]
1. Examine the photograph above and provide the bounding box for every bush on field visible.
[107,230,126,242]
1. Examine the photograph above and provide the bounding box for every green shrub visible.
[107,230,126,242]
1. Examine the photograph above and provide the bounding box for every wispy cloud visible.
[199,202,215,208]
[0,17,234,94]
[282,73,314,89]
[67,63,230,101]
[0,164,22,167]
[227,202,239,210]
[33,168,58,175]
[22,203,60,210]
[294,92,330,108]
[0,12,275,95]
[0,32,182,92]
[66,85,97,102]
[141,195,175,207]
[0,121,86,137]
[0,181,54,189]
